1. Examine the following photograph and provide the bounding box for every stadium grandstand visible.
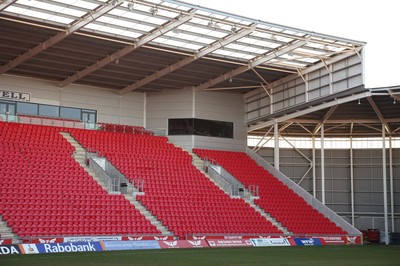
[0,0,398,248]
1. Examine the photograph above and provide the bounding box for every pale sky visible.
[184,0,400,88]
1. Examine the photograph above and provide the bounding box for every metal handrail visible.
[89,157,120,193]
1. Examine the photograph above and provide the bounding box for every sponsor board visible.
[158,240,208,249]
[207,239,253,248]
[290,238,323,246]
[0,239,13,245]
[251,238,291,247]
[30,238,65,244]
[122,236,175,241]
[346,235,362,245]
[318,236,346,245]
[33,242,103,254]
[102,240,160,251]
[0,90,31,102]
[0,245,21,255]
[64,236,122,242]
[187,235,269,240]
[20,244,39,254]
[310,236,362,245]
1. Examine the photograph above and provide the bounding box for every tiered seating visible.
[193,149,347,235]
[0,122,159,237]
[70,130,282,238]
[98,122,152,135]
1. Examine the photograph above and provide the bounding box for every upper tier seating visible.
[70,129,282,238]
[193,149,347,235]
[0,122,159,238]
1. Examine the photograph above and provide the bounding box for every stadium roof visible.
[0,0,365,94]
[2,0,399,138]
[247,86,400,138]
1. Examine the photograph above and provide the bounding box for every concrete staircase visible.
[60,132,110,192]
[0,218,21,244]
[60,132,171,236]
[187,149,291,235]
[243,198,291,235]
[124,194,171,235]
[188,151,231,197]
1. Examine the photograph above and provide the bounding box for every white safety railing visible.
[89,157,120,193]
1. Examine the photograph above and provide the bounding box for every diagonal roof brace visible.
[313,105,338,134]
[367,97,391,134]
[59,9,196,88]
[0,0,123,75]
[118,25,255,95]
[194,38,309,92]
[0,0,16,12]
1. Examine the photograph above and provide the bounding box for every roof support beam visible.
[118,26,254,94]
[0,0,122,74]
[0,0,16,12]
[248,90,371,132]
[194,38,309,92]
[367,97,391,134]
[60,10,196,88]
[313,105,337,134]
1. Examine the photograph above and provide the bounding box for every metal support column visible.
[274,121,279,171]
[350,136,355,226]
[321,124,325,205]
[382,125,389,245]
[389,136,395,232]
[312,136,316,198]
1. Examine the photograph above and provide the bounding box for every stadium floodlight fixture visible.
[231,25,237,33]
[150,7,158,16]
[128,2,134,11]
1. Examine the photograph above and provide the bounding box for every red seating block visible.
[193,148,347,235]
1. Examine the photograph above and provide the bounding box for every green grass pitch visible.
[0,245,399,266]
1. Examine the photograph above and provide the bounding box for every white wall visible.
[146,88,247,152]
[194,90,246,152]
[146,88,193,150]
[1,75,248,152]
[0,75,144,125]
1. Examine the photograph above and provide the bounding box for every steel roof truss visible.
[118,25,254,94]
[248,90,372,132]
[367,96,391,134]
[195,38,308,91]
[0,0,16,12]
[59,9,196,87]
[0,0,122,74]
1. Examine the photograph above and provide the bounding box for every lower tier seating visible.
[70,129,282,238]
[0,122,159,237]
[193,148,347,235]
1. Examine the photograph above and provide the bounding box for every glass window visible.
[168,118,233,138]
[60,107,81,120]
[39,104,59,117]
[194,119,233,138]
[168,118,193,135]
[16,102,38,115]
[0,101,15,115]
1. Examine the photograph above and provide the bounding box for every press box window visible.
[168,118,233,139]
